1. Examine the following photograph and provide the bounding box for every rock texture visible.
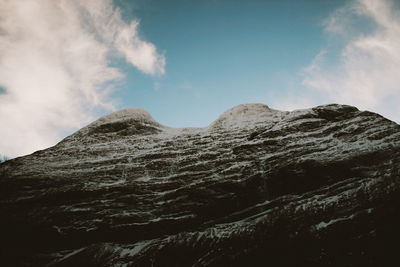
[0,103,399,266]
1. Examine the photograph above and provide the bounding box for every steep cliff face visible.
[0,103,399,266]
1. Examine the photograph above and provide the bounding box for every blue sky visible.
[1,0,399,157]
[112,0,347,127]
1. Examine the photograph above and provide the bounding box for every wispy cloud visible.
[0,0,165,157]
[301,0,400,122]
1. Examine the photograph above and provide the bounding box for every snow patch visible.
[119,240,153,257]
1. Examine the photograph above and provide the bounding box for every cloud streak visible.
[0,0,165,157]
[302,0,400,123]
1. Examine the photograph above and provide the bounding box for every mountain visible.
[0,103,399,266]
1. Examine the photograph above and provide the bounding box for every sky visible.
[1,0,400,158]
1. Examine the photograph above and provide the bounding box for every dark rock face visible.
[0,103,399,266]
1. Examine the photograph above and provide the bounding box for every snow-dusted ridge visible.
[77,103,286,137]
[69,103,285,139]
[82,103,355,134]
[75,103,355,137]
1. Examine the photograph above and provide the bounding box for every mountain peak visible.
[95,108,155,124]
[75,108,163,137]
[210,103,284,129]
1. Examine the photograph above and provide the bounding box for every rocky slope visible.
[0,103,399,266]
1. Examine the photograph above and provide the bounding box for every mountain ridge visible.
[0,103,399,266]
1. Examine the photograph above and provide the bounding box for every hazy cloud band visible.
[0,0,165,157]
[302,0,400,123]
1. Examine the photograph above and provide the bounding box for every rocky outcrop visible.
[0,103,399,266]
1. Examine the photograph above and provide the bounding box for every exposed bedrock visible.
[0,103,399,266]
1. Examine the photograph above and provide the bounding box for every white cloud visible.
[0,0,165,157]
[302,0,400,123]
